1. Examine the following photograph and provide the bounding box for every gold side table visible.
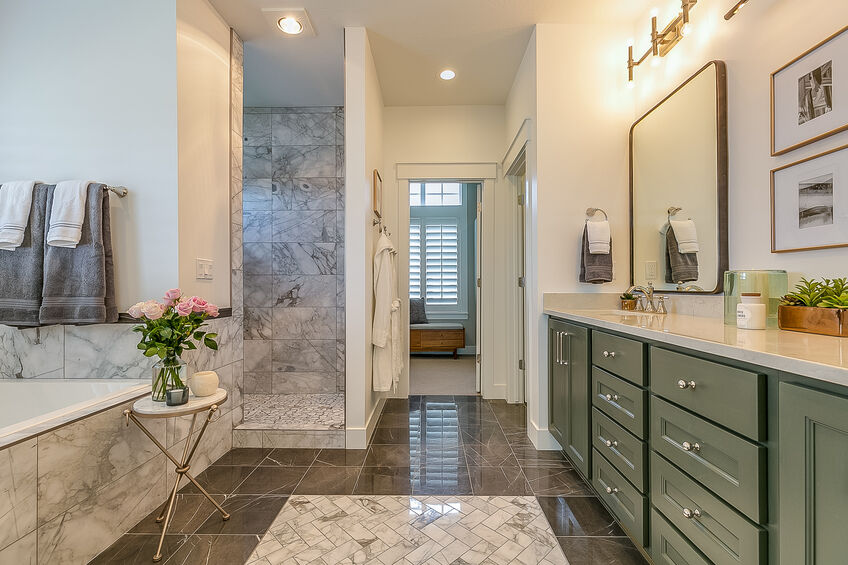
[124,388,230,562]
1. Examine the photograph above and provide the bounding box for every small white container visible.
[189,370,219,397]
[737,293,767,330]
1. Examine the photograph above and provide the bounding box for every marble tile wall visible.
[242,106,346,397]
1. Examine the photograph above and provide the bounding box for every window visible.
[409,219,462,310]
[410,182,462,206]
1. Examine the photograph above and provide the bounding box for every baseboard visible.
[483,382,506,400]
[527,418,563,451]
[346,396,386,449]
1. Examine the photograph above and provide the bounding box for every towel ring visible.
[667,206,683,221]
[586,207,608,221]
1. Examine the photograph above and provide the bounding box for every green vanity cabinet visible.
[778,382,848,565]
[548,318,591,477]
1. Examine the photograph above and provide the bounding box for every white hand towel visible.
[586,220,611,254]
[47,180,91,248]
[670,219,699,253]
[0,181,37,251]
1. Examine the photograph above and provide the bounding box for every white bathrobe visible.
[372,233,401,391]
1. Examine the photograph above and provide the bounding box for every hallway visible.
[409,356,477,395]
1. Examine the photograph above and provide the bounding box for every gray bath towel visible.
[40,183,117,324]
[0,184,49,326]
[579,225,613,284]
[665,226,699,284]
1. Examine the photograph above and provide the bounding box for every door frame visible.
[395,162,499,399]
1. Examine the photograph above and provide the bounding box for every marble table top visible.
[544,308,848,388]
[132,388,227,418]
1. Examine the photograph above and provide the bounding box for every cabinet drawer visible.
[592,449,648,546]
[651,396,766,523]
[593,330,646,385]
[651,508,711,565]
[651,452,767,565]
[592,367,647,439]
[592,407,647,492]
[650,348,765,441]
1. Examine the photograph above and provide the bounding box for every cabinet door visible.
[779,382,848,565]
[548,320,566,447]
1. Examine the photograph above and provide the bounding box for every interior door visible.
[517,169,527,401]
[475,185,482,393]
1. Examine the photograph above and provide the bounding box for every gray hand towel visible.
[579,225,613,284]
[665,225,699,284]
[0,184,49,326]
[40,183,118,324]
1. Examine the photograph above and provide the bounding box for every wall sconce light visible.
[724,0,750,20]
[627,0,698,86]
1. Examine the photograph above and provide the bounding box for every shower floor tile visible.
[241,393,344,430]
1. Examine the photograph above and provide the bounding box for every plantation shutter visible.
[424,223,459,304]
[409,222,422,299]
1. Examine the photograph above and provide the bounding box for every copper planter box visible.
[777,305,848,337]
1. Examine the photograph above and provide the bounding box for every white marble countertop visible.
[544,308,848,388]
[132,388,228,418]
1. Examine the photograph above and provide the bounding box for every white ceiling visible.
[209,0,648,107]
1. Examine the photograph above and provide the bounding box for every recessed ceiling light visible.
[277,17,303,35]
[439,69,456,81]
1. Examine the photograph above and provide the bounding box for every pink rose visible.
[140,300,164,320]
[204,303,219,317]
[175,301,193,317]
[187,296,208,313]
[127,302,145,318]
[163,288,182,306]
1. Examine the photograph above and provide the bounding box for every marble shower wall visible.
[242,106,346,397]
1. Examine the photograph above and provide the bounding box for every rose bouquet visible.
[129,288,220,401]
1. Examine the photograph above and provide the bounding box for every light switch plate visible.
[196,258,213,280]
[645,261,657,280]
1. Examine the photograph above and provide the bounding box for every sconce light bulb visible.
[651,56,661,67]
[627,79,636,90]
[681,22,692,36]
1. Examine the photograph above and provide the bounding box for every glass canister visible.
[724,270,788,327]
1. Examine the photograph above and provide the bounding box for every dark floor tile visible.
[524,467,595,496]
[179,465,254,495]
[313,448,368,467]
[233,466,307,495]
[460,426,511,448]
[415,446,466,467]
[538,496,625,537]
[504,429,534,447]
[383,398,414,413]
[370,426,411,444]
[463,443,519,467]
[89,534,177,564]
[377,412,416,428]
[89,533,261,565]
[129,494,224,535]
[419,395,456,403]
[412,465,473,495]
[210,448,270,467]
[452,395,484,402]
[354,466,413,494]
[557,536,648,565]
[468,466,531,495]
[195,495,287,535]
[262,448,320,466]
[365,444,412,466]
[294,466,361,494]
[512,446,571,468]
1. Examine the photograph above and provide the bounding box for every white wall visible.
[631,0,848,282]
[344,27,386,448]
[0,0,179,309]
[177,0,232,307]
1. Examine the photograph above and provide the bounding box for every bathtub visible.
[0,379,148,449]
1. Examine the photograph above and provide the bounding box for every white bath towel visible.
[0,181,37,251]
[46,180,92,248]
[670,219,699,253]
[586,220,611,254]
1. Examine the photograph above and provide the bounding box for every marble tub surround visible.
[242,105,345,434]
[544,307,848,387]
[0,439,36,553]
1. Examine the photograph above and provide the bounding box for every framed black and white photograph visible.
[772,26,848,156]
[772,143,848,253]
[372,169,383,218]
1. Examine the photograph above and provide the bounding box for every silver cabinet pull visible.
[605,486,620,494]
[605,439,618,448]
[677,379,697,390]
[682,508,702,519]
[602,350,616,358]
[554,331,561,365]
[604,393,620,402]
[682,441,701,452]
[560,332,569,366]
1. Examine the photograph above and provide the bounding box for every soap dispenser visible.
[737,293,767,330]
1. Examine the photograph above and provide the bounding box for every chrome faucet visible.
[626,283,656,312]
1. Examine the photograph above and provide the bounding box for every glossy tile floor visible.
[90,396,647,564]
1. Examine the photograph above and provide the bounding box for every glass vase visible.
[152,355,187,402]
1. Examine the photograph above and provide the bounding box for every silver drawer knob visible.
[605,486,619,494]
[604,393,620,402]
[677,379,697,390]
[603,350,616,358]
[682,508,702,519]
[605,439,619,448]
[682,441,701,452]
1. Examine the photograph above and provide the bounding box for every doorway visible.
[505,147,528,404]
[407,180,481,396]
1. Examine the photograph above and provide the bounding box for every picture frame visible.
[771,143,848,253]
[771,25,848,156]
[372,169,383,219]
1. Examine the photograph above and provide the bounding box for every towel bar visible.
[586,207,608,221]
[104,185,128,198]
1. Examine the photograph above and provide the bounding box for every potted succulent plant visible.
[620,292,638,311]
[778,277,848,337]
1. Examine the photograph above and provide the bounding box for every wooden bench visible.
[410,323,466,359]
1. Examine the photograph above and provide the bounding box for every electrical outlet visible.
[645,261,657,280]
[196,258,213,280]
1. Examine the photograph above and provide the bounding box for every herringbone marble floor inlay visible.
[247,495,570,565]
